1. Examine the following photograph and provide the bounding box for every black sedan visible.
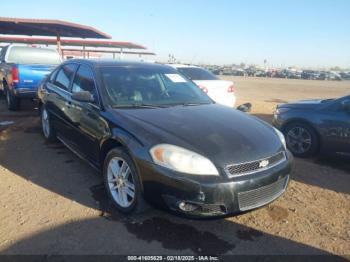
[273,95,350,158]
[38,60,292,217]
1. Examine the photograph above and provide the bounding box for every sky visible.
[1,0,350,68]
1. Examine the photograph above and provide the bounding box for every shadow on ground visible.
[1,182,341,256]
[0,99,347,256]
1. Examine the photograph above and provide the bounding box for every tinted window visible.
[49,68,58,83]
[99,66,212,107]
[72,65,98,103]
[177,67,219,80]
[54,64,78,91]
[6,46,61,64]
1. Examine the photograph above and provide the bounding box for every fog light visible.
[178,202,199,212]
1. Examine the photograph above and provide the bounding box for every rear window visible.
[6,46,61,65]
[177,67,219,80]
[53,64,78,91]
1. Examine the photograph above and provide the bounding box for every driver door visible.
[69,64,108,166]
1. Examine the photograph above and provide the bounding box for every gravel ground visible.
[0,77,349,257]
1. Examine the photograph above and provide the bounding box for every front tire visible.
[283,122,319,158]
[103,148,147,214]
[41,106,57,142]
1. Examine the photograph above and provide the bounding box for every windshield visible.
[7,46,61,65]
[176,67,219,80]
[99,66,213,107]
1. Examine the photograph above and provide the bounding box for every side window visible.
[53,64,78,91]
[72,65,98,104]
[49,68,58,83]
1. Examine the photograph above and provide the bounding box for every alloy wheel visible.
[41,108,50,138]
[286,127,312,154]
[107,157,136,208]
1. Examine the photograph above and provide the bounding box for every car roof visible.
[65,59,174,70]
[167,64,200,69]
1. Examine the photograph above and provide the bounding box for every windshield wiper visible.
[174,102,212,106]
[112,104,166,109]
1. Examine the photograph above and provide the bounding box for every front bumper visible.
[139,151,293,217]
[272,112,285,129]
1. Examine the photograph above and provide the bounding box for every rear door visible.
[46,63,78,142]
[69,64,108,165]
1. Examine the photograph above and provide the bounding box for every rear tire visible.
[0,81,4,97]
[103,148,148,214]
[5,89,20,111]
[283,122,319,158]
[41,106,57,142]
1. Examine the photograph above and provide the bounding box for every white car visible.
[168,64,236,107]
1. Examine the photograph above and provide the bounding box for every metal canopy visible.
[0,36,146,50]
[0,17,111,39]
[62,48,155,55]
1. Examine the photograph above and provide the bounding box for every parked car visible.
[326,71,342,81]
[244,67,256,77]
[339,72,350,80]
[254,70,267,77]
[301,70,320,80]
[38,60,292,217]
[273,95,350,158]
[0,44,61,110]
[168,64,236,107]
[210,68,223,75]
[285,70,302,79]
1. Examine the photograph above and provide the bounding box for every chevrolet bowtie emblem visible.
[259,160,269,168]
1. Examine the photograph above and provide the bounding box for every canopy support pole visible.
[83,45,86,58]
[120,48,124,59]
[56,33,62,57]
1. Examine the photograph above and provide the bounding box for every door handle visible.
[65,101,72,108]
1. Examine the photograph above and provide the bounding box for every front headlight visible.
[150,144,219,175]
[275,108,290,114]
[273,127,287,150]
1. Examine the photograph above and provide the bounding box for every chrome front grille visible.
[226,151,286,177]
[238,176,289,211]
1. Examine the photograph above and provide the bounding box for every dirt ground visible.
[0,77,349,257]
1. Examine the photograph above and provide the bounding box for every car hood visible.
[112,104,283,168]
[278,99,328,110]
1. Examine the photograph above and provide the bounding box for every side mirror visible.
[71,91,94,103]
[342,100,350,113]
[237,103,252,113]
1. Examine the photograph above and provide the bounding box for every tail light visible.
[12,66,19,83]
[227,84,235,93]
[198,85,208,93]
